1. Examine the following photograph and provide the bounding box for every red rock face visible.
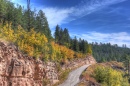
[0,41,58,86]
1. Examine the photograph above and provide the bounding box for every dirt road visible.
[59,65,90,86]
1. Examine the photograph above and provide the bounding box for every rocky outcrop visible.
[0,40,96,86]
[0,41,58,86]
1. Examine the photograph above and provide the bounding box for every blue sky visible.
[11,0,130,47]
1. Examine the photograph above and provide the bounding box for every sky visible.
[11,0,130,47]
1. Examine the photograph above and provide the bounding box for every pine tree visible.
[79,38,88,54]
[36,10,52,39]
[6,1,15,25]
[73,36,79,52]
[79,38,82,51]
[83,40,88,54]
[0,0,8,23]
[12,5,23,28]
[27,0,31,31]
[54,25,60,43]
[59,28,63,45]
[63,28,70,47]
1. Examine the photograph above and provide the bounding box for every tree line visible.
[92,42,130,62]
[54,25,92,55]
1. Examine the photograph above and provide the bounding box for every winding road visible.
[59,65,90,86]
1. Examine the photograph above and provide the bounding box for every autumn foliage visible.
[0,23,86,61]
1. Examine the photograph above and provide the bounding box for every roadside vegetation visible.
[79,61,129,86]
[93,66,129,86]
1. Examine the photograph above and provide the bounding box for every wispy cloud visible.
[73,0,126,17]
[43,8,74,28]
[72,32,130,47]
[42,0,127,28]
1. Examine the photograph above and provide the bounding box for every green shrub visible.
[93,66,129,86]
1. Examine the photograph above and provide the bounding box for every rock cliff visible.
[0,40,96,86]
[0,40,58,86]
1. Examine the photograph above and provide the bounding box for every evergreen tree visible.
[5,1,14,25]
[59,28,63,45]
[83,40,88,54]
[27,0,31,31]
[36,10,51,39]
[12,5,23,28]
[54,25,60,43]
[79,38,82,51]
[73,36,79,52]
[0,0,7,23]
[63,28,70,47]
[79,38,88,54]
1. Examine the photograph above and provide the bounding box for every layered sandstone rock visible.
[0,41,58,86]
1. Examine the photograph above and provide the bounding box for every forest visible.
[0,0,130,63]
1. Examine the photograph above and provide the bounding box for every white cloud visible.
[72,32,130,47]
[42,8,74,28]
[42,0,126,28]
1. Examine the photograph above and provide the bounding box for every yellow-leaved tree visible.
[0,24,49,59]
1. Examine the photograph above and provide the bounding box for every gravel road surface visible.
[59,65,90,86]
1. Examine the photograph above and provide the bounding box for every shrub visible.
[93,66,129,86]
